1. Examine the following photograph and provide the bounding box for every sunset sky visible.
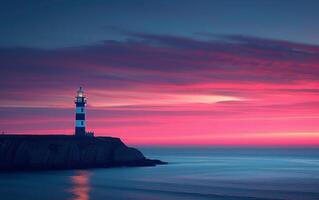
[1,0,319,146]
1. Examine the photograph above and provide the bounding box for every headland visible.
[0,134,166,171]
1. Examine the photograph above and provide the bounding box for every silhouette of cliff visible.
[0,135,165,171]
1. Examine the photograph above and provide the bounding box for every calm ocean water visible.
[0,147,319,200]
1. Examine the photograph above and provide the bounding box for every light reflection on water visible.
[69,171,91,200]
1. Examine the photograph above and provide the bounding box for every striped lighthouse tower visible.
[74,87,86,136]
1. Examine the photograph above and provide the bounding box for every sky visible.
[1,0,319,146]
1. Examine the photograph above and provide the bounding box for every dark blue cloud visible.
[1,0,319,48]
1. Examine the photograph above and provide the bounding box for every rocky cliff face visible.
[0,135,165,171]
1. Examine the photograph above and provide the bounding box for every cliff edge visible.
[0,135,166,171]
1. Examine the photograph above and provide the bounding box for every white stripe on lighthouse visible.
[76,120,85,127]
[76,107,85,114]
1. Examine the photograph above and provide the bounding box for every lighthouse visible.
[74,87,87,136]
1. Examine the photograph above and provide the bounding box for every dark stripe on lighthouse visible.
[75,127,85,135]
[75,102,85,107]
[76,113,85,120]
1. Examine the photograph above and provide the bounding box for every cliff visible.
[0,135,165,171]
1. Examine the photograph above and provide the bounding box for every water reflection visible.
[69,170,91,200]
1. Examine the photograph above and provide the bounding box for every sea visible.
[0,147,319,200]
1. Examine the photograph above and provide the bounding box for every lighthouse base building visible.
[74,87,94,137]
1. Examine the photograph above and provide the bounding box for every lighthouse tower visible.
[74,87,86,136]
